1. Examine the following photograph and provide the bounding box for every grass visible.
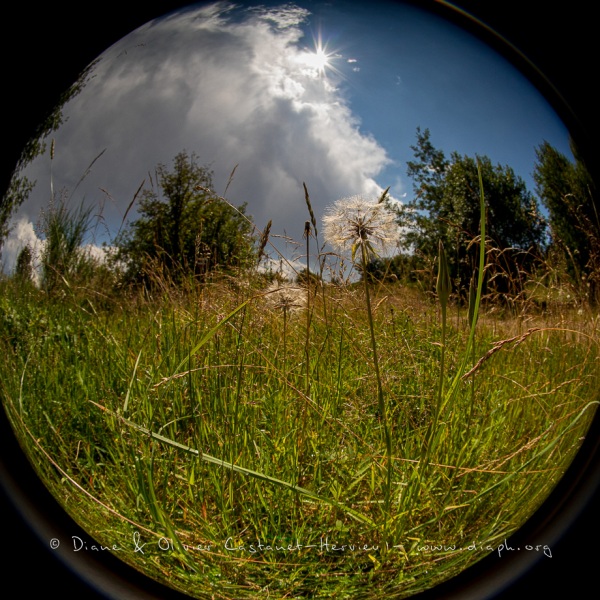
[1,171,598,599]
[1,263,598,597]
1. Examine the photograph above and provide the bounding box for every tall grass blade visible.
[90,401,375,527]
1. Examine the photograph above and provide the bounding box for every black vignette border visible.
[1,1,598,598]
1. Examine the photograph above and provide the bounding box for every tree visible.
[393,128,546,298]
[115,151,256,285]
[533,140,599,303]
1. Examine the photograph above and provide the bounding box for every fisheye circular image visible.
[1,1,598,598]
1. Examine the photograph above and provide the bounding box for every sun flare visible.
[300,46,330,72]
[296,39,334,77]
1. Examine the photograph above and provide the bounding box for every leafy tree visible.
[393,128,546,298]
[115,151,256,285]
[533,140,599,303]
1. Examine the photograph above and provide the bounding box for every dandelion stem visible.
[321,192,398,539]
[360,242,393,533]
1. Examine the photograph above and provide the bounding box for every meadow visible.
[1,245,598,597]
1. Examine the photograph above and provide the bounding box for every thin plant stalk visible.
[297,221,312,485]
[467,271,479,427]
[359,241,393,532]
[304,220,312,398]
[434,239,451,435]
[322,192,398,538]
[417,240,451,469]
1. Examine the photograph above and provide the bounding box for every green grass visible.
[1,270,598,598]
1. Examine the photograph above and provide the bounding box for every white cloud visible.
[12,2,395,258]
[1,218,44,276]
[1,216,109,282]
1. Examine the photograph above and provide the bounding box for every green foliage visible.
[534,140,599,303]
[1,273,597,599]
[39,198,97,292]
[295,267,321,286]
[1,148,597,597]
[14,244,34,283]
[115,151,256,285]
[392,128,546,298]
[360,254,420,284]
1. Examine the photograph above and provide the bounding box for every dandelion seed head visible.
[322,194,398,258]
[265,282,307,313]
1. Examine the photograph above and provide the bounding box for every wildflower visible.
[265,282,307,314]
[322,195,398,262]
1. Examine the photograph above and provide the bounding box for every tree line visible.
[4,130,598,306]
[371,128,599,306]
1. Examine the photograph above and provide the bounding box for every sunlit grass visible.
[1,268,598,598]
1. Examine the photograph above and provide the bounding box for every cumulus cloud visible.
[1,218,44,279]
[1,215,110,282]
[10,1,395,266]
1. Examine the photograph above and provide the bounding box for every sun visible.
[296,37,335,77]
[300,45,330,73]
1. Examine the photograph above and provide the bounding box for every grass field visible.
[1,266,598,598]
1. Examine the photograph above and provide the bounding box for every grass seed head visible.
[303,182,318,236]
[257,219,272,265]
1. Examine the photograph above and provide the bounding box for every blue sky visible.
[3,0,571,274]
[304,1,570,198]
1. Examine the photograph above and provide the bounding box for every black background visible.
[2,1,598,598]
